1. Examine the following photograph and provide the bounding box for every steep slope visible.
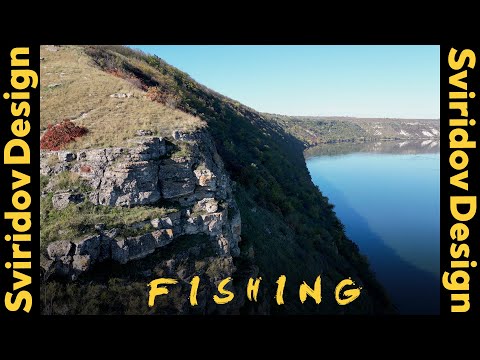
[40,46,246,315]
[40,45,393,314]
[40,45,204,146]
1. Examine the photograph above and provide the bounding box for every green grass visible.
[41,170,180,248]
[171,142,192,158]
[54,171,92,193]
[40,175,50,191]
[40,193,178,249]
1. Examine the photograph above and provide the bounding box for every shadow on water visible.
[318,175,439,315]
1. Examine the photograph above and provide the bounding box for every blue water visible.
[306,147,440,314]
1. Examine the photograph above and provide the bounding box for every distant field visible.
[264,114,440,146]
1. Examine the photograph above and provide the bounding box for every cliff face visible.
[40,45,393,315]
[41,130,248,314]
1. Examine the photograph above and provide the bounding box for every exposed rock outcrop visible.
[41,130,242,281]
[52,192,84,210]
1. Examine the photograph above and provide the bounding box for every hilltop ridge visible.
[264,114,440,147]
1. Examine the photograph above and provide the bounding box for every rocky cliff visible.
[41,130,249,313]
[40,45,393,315]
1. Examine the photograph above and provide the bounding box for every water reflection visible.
[306,140,439,314]
[305,139,440,158]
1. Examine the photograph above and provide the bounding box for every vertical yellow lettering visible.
[246,277,262,302]
[450,196,477,222]
[12,170,30,191]
[442,270,470,291]
[451,293,470,312]
[147,278,177,307]
[10,48,29,67]
[4,139,30,164]
[299,276,321,304]
[12,190,31,211]
[4,290,32,313]
[12,244,30,259]
[213,277,234,305]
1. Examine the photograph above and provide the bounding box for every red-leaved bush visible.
[40,120,88,150]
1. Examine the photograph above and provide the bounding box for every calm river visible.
[306,140,440,314]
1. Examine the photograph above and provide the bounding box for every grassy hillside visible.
[40,45,204,149]
[266,114,440,146]
[41,45,393,314]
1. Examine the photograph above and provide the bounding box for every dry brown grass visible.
[40,45,205,150]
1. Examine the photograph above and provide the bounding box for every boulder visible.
[160,180,196,199]
[124,233,157,261]
[40,255,57,281]
[110,92,133,98]
[47,240,73,259]
[194,198,218,213]
[111,232,168,264]
[194,168,216,189]
[216,235,230,256]
[127,137,166,160]
[55,256,74,278]
[74,234,102,262]
[158,160,196,199]
[104,148,125,162]
[201,212,224,235]
[172,130,196,141]
[52,192,84,210]
[152,229,174,247]
[72,255,91,273]
[151,212,181,229]
[94,223,106,231]
[103,228,120,239]
[45,45,59,52]
[96,161,161,206]
[184,215,202,235]
[111,239,129,264]
[57,151,76,162]
[82,148,108,163]
[150,218,163,228]
[136,129,153,136]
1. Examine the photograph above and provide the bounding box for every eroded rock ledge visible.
[41,130,241,280]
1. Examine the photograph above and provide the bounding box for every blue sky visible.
[131,45,439,119]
